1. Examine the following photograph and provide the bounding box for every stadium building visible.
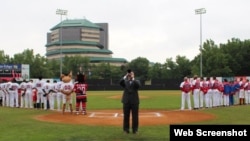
[45,18,127,66]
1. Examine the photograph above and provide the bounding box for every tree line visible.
[0,38,250,81]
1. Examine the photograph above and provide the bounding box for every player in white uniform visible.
[206,77,213,108]
[180,77,192,110]
[234,78,240,105]
[34,76,45,109]
[238,77,245,105]
[49,80,58,110]
[5,80,12,107]
[244,79,250,105]
[26,79,35,108]
[56,80,63,111]
[199,77,205,108]
[0,81,8,107]
[42,80,53,110]
[212,77,220,107]
[218,81,224,106]
[19,79,27,108]
[201,77,209,108]
[7,79,20,108]
[0,82,4,106]
[191,75,201,110]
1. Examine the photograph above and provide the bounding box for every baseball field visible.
[1,90,250,141]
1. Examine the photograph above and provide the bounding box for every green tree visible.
[192,39,233,77]
[220,38,250,76]
[31,54,48,78]
[162,58,178,79]
[63,55,90,77]
[148,63,163,79]
[175,55,192,78]
[0,50,10,63]
[128,57,149,81]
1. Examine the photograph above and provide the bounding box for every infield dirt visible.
[35,109,216,126]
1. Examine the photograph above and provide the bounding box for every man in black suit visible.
[119,69,141,134]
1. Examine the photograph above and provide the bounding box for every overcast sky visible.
[1,0,250,63]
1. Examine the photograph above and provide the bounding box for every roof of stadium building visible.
[89,57,128,63]
[45,56,127,63]
[50,19,101,30]
[46,48,113,56]
[45,41,104,48]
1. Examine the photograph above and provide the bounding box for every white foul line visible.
[88,112,162,118]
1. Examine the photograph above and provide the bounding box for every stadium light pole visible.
[195,8,206,77]
[56,9,68,75]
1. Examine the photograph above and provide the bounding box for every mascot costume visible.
[60,71,74,114]
[73,72,88,115]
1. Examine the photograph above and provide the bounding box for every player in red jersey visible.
[32,87,37,108]
[180,77,192,110]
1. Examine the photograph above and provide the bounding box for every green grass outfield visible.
[1,90,250,141]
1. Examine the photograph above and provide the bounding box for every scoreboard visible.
[0,64,30,81]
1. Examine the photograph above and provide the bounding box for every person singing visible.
[119,69,141,134]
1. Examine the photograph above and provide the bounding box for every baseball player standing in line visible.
[191,75,201,110]
[0,81,7,107]
[0,82,2,105]
[244,79,250,105]
[233,78,240,105]
[19,79,27,108]
[199,77,205,109]
[25,79,35,108]
[231,80,239,105]
[223,79,231,106]
[4,80,9,107]
[32,87,37,108]
[8,79,20,108]
[0,81,4,106]
[49,80,58,110]
[238,77,245,105]
[228,81,234,105]
[56,79,63,111]
[212,77,220,107]
[5,79,12,107]
[206,77,214,108]
[200,77,209,108]
[42,80,53,110]
[0,89,2,106]
[34,76,45,109]
[180,77,192,110]
[218,80,224,106]
[243,79,249,105]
